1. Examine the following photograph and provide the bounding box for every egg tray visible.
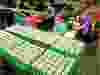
[0,31,80,75]
[64,0,80,16]
[0,48,47,74]
[0,47,80,75]
[16,0,48,16]
[0,30,81,49]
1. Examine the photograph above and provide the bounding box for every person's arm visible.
[96,29,100,48]
[96,8,100,48]
[96,22,100,48]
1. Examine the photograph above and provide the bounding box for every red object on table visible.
[32,16,44,27]
[25,16,47,30]
[55,16,64,23]
[25,16,44,25]
[25,16,33,25]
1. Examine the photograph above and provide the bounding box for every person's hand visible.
[72,16,83,31]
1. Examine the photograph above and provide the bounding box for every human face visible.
[80,0,88,11]
[87,0,96,6]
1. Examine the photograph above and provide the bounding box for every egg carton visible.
[0,31,80,75]
[0,31,16,48]
[0,30,80,48]
[5,47,79,75]
[0,30,80,49]
[64,0,80,16]
[16,0,48,16]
